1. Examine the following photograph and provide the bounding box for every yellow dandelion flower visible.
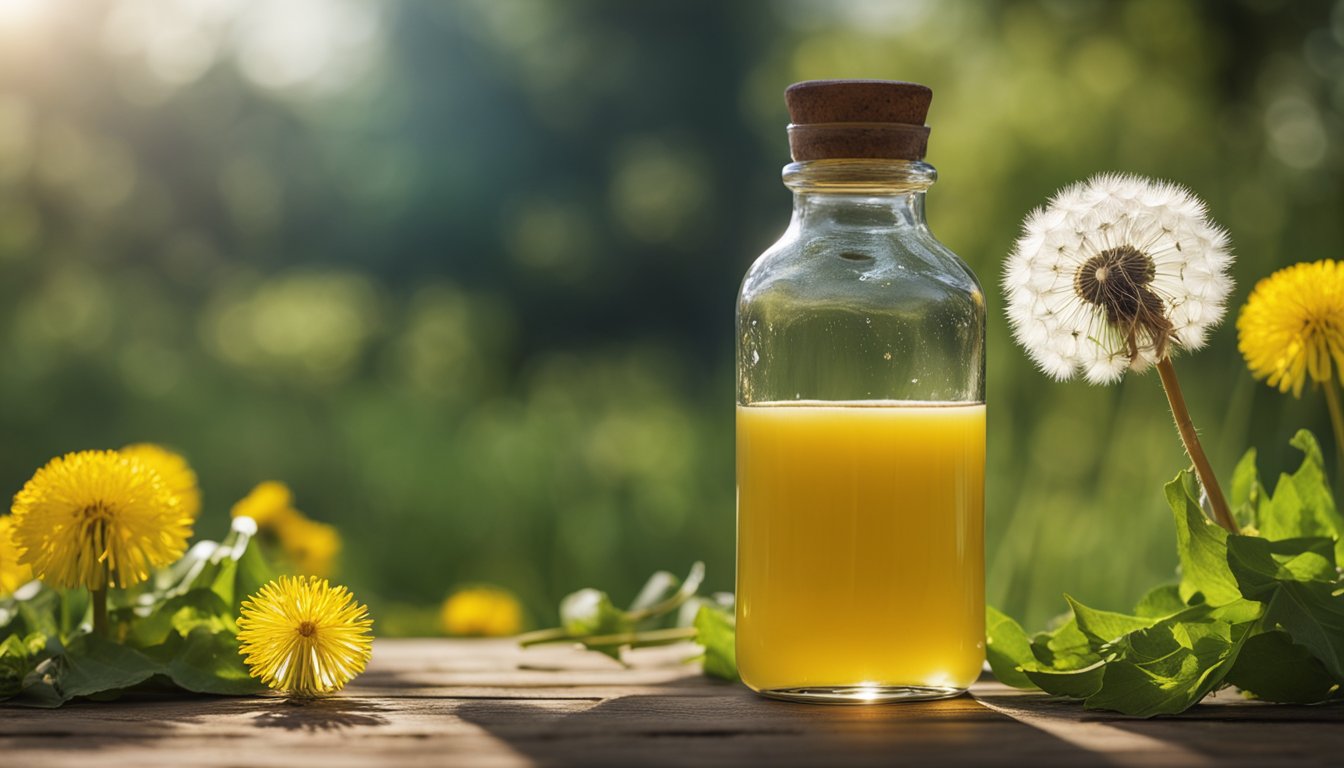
[121,443,202,521]
[274,514,342,577]
[11,450,191,590]
[0,516,34,596]
[1238,260,1344,398]
[1239,259,1344,478]
[441,586,523,637]
[230,481,299,528]
[237,576,373,697]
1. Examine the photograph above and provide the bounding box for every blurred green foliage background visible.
[0,0,1341,632]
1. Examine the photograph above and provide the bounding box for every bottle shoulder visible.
[740,225,984,316]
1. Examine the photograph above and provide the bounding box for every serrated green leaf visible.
[985,606,1036,689]
[1226,535,1336,602]
[1082,613,1254,717]
[1226,630,1342,704]
[966,433,1344,717]
[1025,661,1105,699]
[1204,598,1265,626]
[1066,595,1158,647]
[1134,584,1186,618]
[693,603,737,681]
[1168,472,1241,606]
[1225,531,1336,668]
[1,587,91,645]
[204,558,239,608]
[6,680,64,707]
[126,589,234,649]
[0,633,48,698]
[1230,447,1262,529]
[15,589,61,640]
[1030,618,1096,671]
[156,628,265,695]
[235,535,279,611]
[0,635,29,696]
[1262,475,1304,536]
[1258,431,1344,562]
[59,634,164,700]
[1260,580,1344,681]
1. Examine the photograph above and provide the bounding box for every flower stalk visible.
[1156,357,1236,532]
[519,626,699,650]
[1322,382,1344,486]
[91,587,108,638]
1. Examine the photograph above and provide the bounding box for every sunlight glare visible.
[0,0,45,27]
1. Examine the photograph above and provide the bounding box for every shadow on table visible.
[1101,700,1344,766]
[974,686,1344,768]
[251,697,392,733]
[0,694,391,753]
[455,682,1103,768]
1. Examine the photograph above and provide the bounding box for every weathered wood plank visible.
[1,639,1340,768]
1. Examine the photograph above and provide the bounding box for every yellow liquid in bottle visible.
[735,401,985,700]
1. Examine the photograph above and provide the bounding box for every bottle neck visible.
[783,158,935,231]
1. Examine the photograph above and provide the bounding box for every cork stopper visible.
[785,80,932,162]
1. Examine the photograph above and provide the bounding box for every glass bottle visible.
[735,80,986,703]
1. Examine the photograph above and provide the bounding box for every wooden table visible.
[2,639,1340,767]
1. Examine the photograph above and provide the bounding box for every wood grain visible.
[1,639,1340,767]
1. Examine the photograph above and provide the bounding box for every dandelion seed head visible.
[1002,173,1233,384]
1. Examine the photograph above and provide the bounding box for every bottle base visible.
[755,684,966,705]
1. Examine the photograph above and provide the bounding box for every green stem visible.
[1321,379,1344,492]
[577,627,698,649]
[517,627,574,647]
[1156,357,1237,533]
[91,588,108,638]
[519,626,699,649]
